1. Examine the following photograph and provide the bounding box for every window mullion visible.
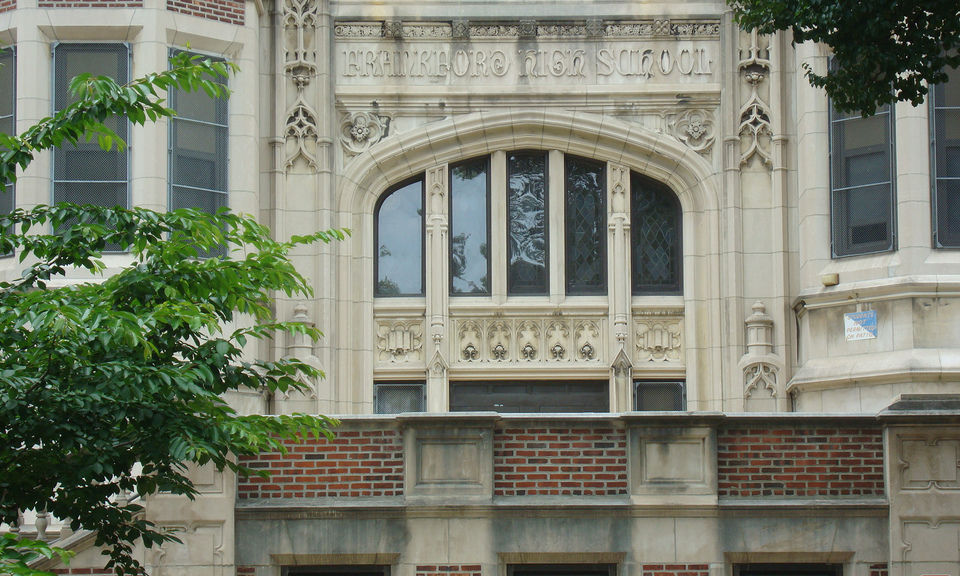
[548,149,564,303]
[491,151,508,304]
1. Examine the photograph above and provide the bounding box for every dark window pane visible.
[0,48,15,244]
[376,179,423,296]
[450,158,490,295]
[631,173,682,294]
[934,68,960,247]
[508,151,548,295]
[374,382,425,414]
[53,44,129,210]
[450,380,608,413]
[829,99,894,256]
[634,381,685,411]
[565,156,606,295]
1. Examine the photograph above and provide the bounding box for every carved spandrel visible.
[376,319,425,364]
[453,317,605,365]
[634,315,683,363]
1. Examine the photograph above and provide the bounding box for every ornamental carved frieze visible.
[454,316,604,365]
[334,19,721,40]
[634,315,683,363]
[340,111,390,156]
[376,319,425,364]
[738,28,773,167]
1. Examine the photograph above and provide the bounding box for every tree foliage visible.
[0,53,341,575]
[730,0,960,114]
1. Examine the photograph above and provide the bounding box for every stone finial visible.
[289,302,315,356]
[745,301,774,356]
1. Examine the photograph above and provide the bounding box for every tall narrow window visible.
[169,50,228,222]
[507,151,548,295]
[450,157,490,295]
[829,100,896,256]
[565,156,606,295]
[375,178,424,297]
[631,173,681,294]
[933,65,960,247]
[53,43,129,209]
[0,48,14,228]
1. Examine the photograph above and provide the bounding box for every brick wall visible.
[869,564,888,576]
[0,0,15,12]
[641,564,709,576]
[717,426,884,497]
[417,565,482,576]
[237,568,256,575]
[38,0,141,7]
[51,569,114,575]
[237,429,403,499]
[166,0,244,25]
[494,426,628,496]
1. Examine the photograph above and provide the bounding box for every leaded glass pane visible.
[631,173,681,294]
[376,179,423,296]
[934,66,960,247]
[565,156,606,295]
[507,152,547,295]
[450,158,490,295]
[829,100,895,256]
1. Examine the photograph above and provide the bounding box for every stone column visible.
[424,164,450,412]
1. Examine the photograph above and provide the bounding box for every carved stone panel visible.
[899,436,960,490]
[403,424,494,498]
[634,315,683,363]
[629,425,716,505]
[453,316,605,366]
[376,319,425,365]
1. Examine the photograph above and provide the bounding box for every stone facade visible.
[1,0,960,574]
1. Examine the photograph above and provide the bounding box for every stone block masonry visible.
[166,0,243,25]
[493,426,628,496]
[237,429,404,499]
[717,426,884,497]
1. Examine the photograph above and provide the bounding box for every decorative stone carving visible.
[743,362,778,398]
[334,19,721,40]
[898,436,960,490]
[738,28,773,167]
[453,316,604,365]
[376,320,425,363]
[634,316,683,362]
[340,111,389,156]
[285,102,320,168]
[667,109,716,155]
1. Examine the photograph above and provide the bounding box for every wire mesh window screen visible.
[829,94,896,257]
[374,382,425,414]
[565,155,607,295]
[933,65,960,247]
[0,48,15,237]
[509,565,616,576]
[634,381,685,411]
[53,44,129,211]
[450,380,609,413]
[169,50,229,257]
[631,172,682,294]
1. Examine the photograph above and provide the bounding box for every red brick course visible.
[51,570,114,575]
[417,565,482,576]
[717,426,884,497]
[869,564,888,576]
[166,0,244,25]
[237,430,404,499]
[493,426,628,496]
[641,564,709,576]
[38,0,141,6]
[0,0,15,12]
[237,568,256,575]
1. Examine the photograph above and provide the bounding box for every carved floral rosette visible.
[454,316,604,365]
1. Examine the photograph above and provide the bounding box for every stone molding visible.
[334,19,721,40]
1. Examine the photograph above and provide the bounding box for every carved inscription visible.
[339,45,715,84]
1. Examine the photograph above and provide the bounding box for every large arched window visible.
[374,177,424,297]
[631,172,682,294]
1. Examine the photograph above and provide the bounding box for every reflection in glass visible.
[376,180,423,296]
[565,156,606,294]
[632,173,681,294]
[507,152,547,295]
[450,158,489,295]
